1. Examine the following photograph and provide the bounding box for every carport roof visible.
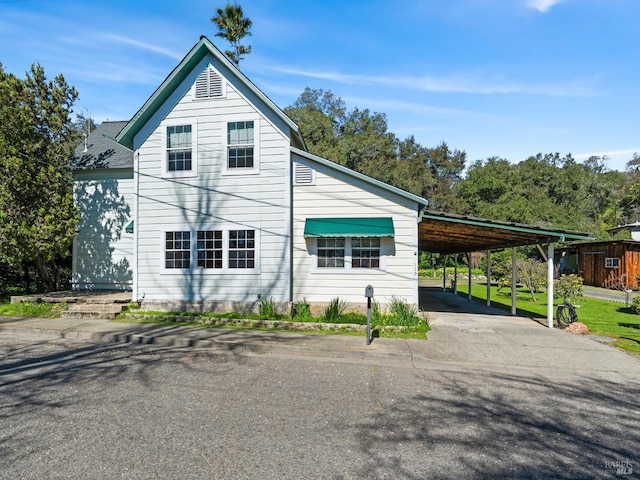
[419,210,592,254]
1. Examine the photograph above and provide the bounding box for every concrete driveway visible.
[418,287,640,378]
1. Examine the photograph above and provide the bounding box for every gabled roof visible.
[117,36,305,150]
[419,210,592,254]
[70,121,132,170]
[291,147,429,210]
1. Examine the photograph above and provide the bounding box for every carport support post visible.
[442,256,447,292]
[467,252,472,301]
[454,255,458,295]
[547,243,555,329]
[511,248,517,315]
[486,250,491,307]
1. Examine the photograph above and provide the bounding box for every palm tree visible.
[211,3,252,68]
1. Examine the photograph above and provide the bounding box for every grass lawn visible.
[456,282,640,356]
[0,299,66,318]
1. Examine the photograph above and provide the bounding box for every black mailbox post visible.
[365,285,374,345]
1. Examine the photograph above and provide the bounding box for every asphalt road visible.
[1,335,638,480]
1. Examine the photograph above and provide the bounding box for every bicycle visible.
[556,300,579,327]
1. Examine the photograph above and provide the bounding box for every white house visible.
[72,36,428,312]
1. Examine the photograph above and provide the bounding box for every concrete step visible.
[60,310,119,320]
[60,303,125,320]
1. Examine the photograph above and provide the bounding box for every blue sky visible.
[1,0,639,171]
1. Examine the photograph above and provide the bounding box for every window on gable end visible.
[195,67,224,99]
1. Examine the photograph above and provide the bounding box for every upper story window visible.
[162,122,198,178]
[227,121,254,169]
[167,125,192,172]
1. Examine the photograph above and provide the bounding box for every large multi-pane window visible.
[316,237,382,270]
[317,237,345,268]
[164,228,257,272]
[227,121,254,169]
[229,230,255,269]
[197,230,223,269]
[166,125,192,172]
[351,237,380,268]
[165,231,191,269]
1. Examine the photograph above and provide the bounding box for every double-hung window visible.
[162,122,197,177]
[229,230,255,269]
[167,125,192,172]
[225,120,258,172]
[197,230,223,269]
[164,227,258,272]
[165,231,191,269]
[317,237,345,268]
[351,237,380,268]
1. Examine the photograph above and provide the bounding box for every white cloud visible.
[268,65,596,97]
[341,95,491,119]
[526,0,566,13]
[573,148,640,161]
[97,34,183,60]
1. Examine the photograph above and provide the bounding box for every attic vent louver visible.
[294,162,314,184]
[195,67,223,99]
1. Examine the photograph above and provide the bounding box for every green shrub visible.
[632,296,640,314]
[555,274,584,302]
[292,299,311,319]
[323,297,346,322]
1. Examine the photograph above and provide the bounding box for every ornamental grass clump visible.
[292,299,312,320]
[323,297,347,322]
[259,296,277,319]
[388,295,421,327]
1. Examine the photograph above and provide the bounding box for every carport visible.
[418,210,592,328]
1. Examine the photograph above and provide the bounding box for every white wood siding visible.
[134,56,291,303]
[73,169,134,290]
[292,157,420,307]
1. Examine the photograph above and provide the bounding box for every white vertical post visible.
[547,243,555,329]
[467,252,472,301]
[454,254,458,295]
[486,250,491,307]
[511,247,517,315]
[442,256,447,292]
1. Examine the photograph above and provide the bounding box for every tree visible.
[424,142,466,211]
[284,88,344,162]
[211,3,252,68]
[0,63,80,292]
[517,258,547,302]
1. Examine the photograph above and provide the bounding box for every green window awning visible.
[303,217,394,238]
[125,221,134,234]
